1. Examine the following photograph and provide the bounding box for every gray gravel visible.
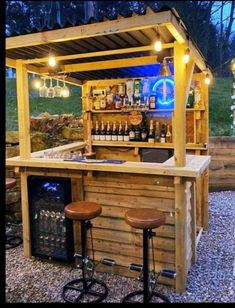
[5,191,235,303]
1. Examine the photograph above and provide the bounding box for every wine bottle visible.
[123,121,130,141]
[160,124,166,143]
[117,121,124,141]
[111,121,118,141]
[100,120,106,141]
[129,125,135,141]
[105,121,112,141]
[94,121,100,141]
[134,125,141,141]
[148,120,155,143]
[141,120,148,142]
[166,125,172,143]
[154,121,161,143]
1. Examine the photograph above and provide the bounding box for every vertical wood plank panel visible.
[21,171,31,257]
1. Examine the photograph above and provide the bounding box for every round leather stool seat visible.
[64,201,101,221]
[125,208,166,229]
[6,178,16,189]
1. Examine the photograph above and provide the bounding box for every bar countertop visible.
[6,142,210,178]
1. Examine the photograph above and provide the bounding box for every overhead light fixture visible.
[183,48,190,64]
[160,58,172,76]
[154,29,162,52]
[48,51,56,67]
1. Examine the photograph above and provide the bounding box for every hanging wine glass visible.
[39,78,49,98]
[54,79,62,97]
[61,78,70,98]
[47,77,55,98]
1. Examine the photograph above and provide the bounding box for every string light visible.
[204,73,210,85]
[48,51,56,67]
[154,29,162,52]
[183,48,190,64]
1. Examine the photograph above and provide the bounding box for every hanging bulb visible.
[48,52,56,67]
[204,73,210,85]
[34,78,41,89]
[183,48,190,64]
[154,32,162,52]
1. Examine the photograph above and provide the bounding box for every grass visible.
[5,77,233,135]
[5,78,82,131]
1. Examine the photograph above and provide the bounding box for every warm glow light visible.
[154,32,162,52]
[34,79,41,89]
[154,40,162,52]
[204,73,210,85]
[48,53,56,67]
[61,80,70,97]
[231,59,235,74]
[183,48,190,64]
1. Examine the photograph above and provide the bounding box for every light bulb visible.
[34,79,41,89]
[204,73,210,85]
[183,48,190,64]
[48,53,56,67]
[154,32,162,52]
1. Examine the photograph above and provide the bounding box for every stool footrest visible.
[122,290,170,303]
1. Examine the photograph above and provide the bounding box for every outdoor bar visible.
[6,6,211,294]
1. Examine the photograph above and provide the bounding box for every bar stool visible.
[122,208,170,303]
[62,201,108,303]
[5,178,23,250]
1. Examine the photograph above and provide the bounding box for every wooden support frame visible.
[173,42,187,167]
[16,59,31,158]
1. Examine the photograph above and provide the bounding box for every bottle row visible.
[91,120,173,143]
[89,79,160,111]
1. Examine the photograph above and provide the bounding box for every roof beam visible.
[6,10,172,50]
[6,57,82,86]
[44,55,159,74]
[22,43,173,64]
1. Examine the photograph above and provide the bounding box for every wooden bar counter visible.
[6,142,210,293]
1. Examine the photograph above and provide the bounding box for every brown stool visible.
[122,208,170,303]
[5,178,23,250]
[62,201,108,303]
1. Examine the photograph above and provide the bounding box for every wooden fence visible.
[209,137,235,191]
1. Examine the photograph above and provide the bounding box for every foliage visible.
[6,77,233,136]
[5,78,82,131]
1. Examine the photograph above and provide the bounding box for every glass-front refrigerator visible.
[28,176,74,263]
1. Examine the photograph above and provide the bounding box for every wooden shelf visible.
[88,108,205,113]
[92,141,208,150]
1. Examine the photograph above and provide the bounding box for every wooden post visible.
[21,171,31,257]
[202,169,209,229]
[173,42,187,167]
[174,176,187,292]
[190,181,197,264]
[16,59,31,158]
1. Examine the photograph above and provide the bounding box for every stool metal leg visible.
[143,228,149,303]
[62,220,108,303]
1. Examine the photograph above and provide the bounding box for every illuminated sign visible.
[152,77,174,108]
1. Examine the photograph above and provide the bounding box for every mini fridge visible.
[28,176,74,263]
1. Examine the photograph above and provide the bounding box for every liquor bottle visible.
[194,82,201,109]
[126,79,134,106]
[114,94,122,110]
[117,121,124,141]
[166,124,172,143]
[129,125,135,141]
[149,95,156,110]
[118,83,126,106]
[100,120,106,141]
[160,124,166,143]
[142,79,150,110]
[186,87,194,108]
[100,95,107,110]
[93,97,100,110]
[134,125,141,141]
[94,121,100,141]
[148,120,155,143]
[105,121,112,141]
[154,121,161,143]
[123,121,130,141]
[141,119,148,142]
[111,121,118,141]
[91,121,95,140]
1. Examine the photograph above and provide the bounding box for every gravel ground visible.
[5,191,235,303]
